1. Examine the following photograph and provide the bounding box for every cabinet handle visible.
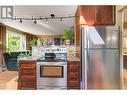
[72,73,78,76]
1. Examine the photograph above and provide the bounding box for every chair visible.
[3,53,18,71]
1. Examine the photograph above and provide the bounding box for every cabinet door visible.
[20,67,36,76]
[18,61,36,89]
[124,55,127,69]
[81,5,96,26]
[67,61,80,89]
[96,6,115,25]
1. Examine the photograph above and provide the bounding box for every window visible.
[6,30,26,52]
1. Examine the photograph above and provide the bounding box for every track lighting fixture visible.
[34,19,37,24]
[14,14,74,24]
[19,18,22,23]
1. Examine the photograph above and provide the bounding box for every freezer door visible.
[86,49,120,89]
[88,26,120,49]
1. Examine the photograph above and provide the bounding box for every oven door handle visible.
[37,62,67,66]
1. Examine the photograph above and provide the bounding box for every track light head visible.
[19,18,22,23]
[46,18,48,23]
[15,16,17,20]
[40,16,42,19]
[60,17,63,22]
[34,19,37,24]
[69,14,72,18]
[51,14,55,19]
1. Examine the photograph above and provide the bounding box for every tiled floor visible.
[0,71,18,90]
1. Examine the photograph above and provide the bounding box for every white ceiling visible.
[2,5,78,35]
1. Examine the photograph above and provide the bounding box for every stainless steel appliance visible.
[81,26,121,89]
[37,47,67,89]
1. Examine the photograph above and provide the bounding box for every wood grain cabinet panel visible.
[18,61,36,90]
[95,6,115,25]
[77,5,115,25]
[80,5,96,25]
[123,55,127,69]
[20,67,36,76]
[67,61,80,89]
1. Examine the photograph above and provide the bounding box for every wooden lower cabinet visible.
[124,55,127,69]
[67,61,80,89]
[18,61,36,90]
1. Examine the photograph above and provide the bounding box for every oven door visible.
[37,62,67,89]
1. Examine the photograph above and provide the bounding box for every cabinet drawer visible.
[21,82,35,87]
[69,69,79,72]
[20,62,36,67]
[21,76,35,82]
[20,68,36,76]
[69,64,79,70]
[68,77,79,81]
[68,86,80,89]
[68,81,80,87]
[68,72,79,77]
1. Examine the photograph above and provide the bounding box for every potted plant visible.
[62,28,74,45]
[28,38,37,46]
[37,38,44,46]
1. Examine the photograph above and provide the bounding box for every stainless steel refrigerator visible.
[81,26,121,89]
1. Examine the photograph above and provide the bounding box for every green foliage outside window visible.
[8,33,20,52]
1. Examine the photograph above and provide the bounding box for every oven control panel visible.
[45,47,67,53]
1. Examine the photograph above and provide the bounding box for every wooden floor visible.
[123,69,127,89]
[0,70,126,90]
[0,71,18,90]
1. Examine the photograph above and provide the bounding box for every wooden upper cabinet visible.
[80,5,96,25]
[95,6,115,25]
[78,5,115,25]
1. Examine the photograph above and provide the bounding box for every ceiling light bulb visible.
[19,18,22,23]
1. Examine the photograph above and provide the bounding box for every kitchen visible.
[0,5,125,90]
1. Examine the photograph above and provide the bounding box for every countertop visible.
[18,56,80,62]
[18,56,42,61]
[67,56,80,61]
[123,53,127,56]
